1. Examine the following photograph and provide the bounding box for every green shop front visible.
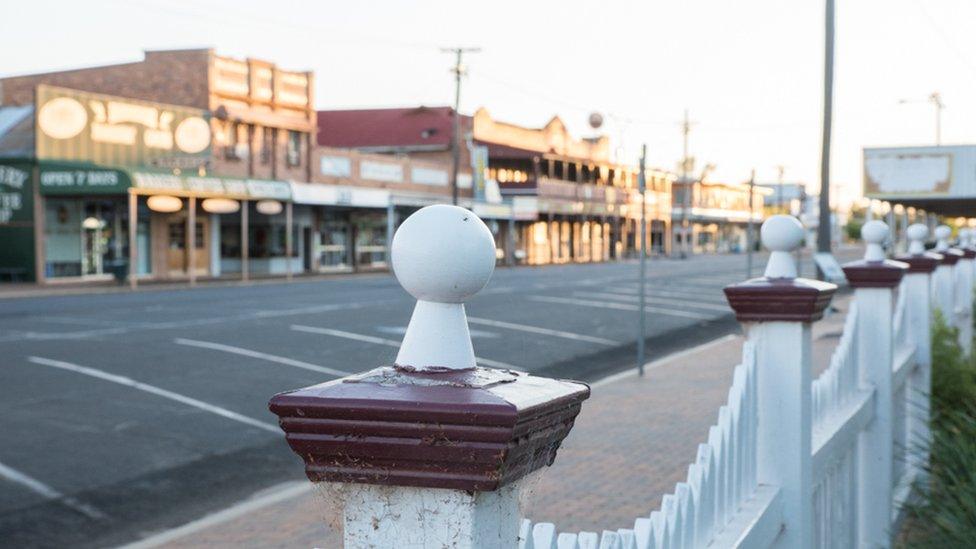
[0,160,295,285]
[0,85,299,284]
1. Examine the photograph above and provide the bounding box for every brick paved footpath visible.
[129,295,852,549]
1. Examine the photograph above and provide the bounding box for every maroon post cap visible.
[895,251,941,274]
[842,259,908,288]
[940,248,963,265]
[961,248,976,259]
[724,277,837,322]
[269,366,589,491]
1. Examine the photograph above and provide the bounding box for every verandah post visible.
[843,220,908,548]
[268,204,589,548]
[896,223,940,477]
[724,215,837,549]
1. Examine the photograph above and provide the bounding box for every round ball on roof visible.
[391,204,496,304]
[935,225,952,241]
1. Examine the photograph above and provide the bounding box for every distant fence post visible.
[954,228,976,354]
[268,205,589,548]
[896,223,940,475]
[724,215,837,549]
[932,225,961,335]
[842,220,908,547]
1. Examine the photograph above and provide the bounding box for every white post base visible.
[338,477,529,549]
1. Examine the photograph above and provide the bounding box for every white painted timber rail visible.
[520,343,760,549]
[516,217,958,549]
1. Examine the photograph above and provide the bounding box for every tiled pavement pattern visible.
[147,294,852,548]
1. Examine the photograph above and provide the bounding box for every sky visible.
[2,0,975,207]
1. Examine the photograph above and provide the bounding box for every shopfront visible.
[290,181,391,273]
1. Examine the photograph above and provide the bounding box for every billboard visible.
[863,145,976,199]
[35,85,211,168]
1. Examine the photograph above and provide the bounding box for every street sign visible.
[813,252,847,284]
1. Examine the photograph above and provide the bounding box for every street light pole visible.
[637,144,648,376]
[442,47,481,206]
[816,0,835,271]
[679,110,693,259]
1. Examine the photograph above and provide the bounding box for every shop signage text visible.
[320,156,352,178]
[0,165,28,223]
[38,166,131,195]
[35,85,211,168]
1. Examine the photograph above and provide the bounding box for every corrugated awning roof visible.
[0,105,34,158]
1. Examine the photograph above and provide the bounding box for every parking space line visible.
[573,291,731,312]
[26,357,278,434]
[529,295,714,320]
[0,460,106,520]
[600,286,728,303]
[173,338,352,377]
[289,325,520,370]
[466,316,619,346]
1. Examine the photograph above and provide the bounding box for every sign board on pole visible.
[813,252,847,285]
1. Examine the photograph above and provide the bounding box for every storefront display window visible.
[353,211,387,269]
[44,198,127,279]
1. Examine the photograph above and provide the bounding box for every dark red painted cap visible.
[724,277,837,322]
[269,366,589,492]
[962,248,976,259]
[938,248,963,265]
[895,252,941,274]
[842,259,908,288]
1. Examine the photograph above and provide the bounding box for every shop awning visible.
[131,172,291,200]
[290,181,389,208]
[35,162,292,200]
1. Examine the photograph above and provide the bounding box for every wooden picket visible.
[519,219,956,549]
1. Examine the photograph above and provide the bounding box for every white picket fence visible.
[519,219,970,549]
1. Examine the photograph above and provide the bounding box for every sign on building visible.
[35,85,212,168]
[863,145,976,199]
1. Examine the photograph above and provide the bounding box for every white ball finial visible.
[391,205,496,371]
[935,224,952,251]
[861,220,889,262]
[392,204,496,304]
[907,223,928,255]
[761,215,805,278]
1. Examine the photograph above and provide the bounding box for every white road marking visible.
[0,460,106,520]
[612,285,728,302]
[26,356,278,434]
[529,295,714,320]
[466,316,619,346]
[173,338,352,377]
[290,325,520,370]
[574,291,731,312]
[117,481,313,549]
[0,301,389,343]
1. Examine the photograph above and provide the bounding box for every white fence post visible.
[724,215,837,549]
[896,223,939,477]
[842,220,908,548]
[268,205,589,548]
[932,225,961,334]
[954,228,975,354]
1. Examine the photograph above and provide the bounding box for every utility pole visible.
[679,109,695,259]
[931,92,944,145]
[746,169,756,279]
[441,47,481,206]
[776,165,786,214]
[637,144,648,376]
[816,0,834,271]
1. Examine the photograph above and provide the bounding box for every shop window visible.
[45,199,126,279]
[287,130,302,167]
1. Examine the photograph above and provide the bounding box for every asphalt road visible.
[0,250,855,547]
